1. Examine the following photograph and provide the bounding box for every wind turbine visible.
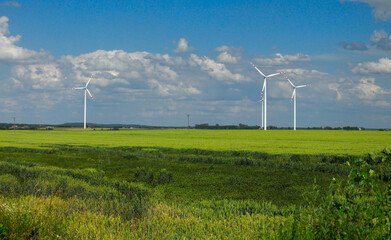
[72,75,94,129]
[250,62,284,130]
[284,75,310,131]
[257,80,266,129]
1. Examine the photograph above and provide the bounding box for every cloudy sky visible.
[0,0,390,128]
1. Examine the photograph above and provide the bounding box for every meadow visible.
[0,129,390,239]
[1,129,390,155]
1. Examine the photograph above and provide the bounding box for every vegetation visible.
[0,129,390,238]
[0,129,390,155]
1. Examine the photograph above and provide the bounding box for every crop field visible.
[0,129,390,239]
[1,129,391,155]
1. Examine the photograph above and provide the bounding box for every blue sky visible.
[0,0,391,128]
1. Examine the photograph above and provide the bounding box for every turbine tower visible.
[250,62,284,130]
[257,80,266,129]
[72,75,94,129]
[284,75,309,131]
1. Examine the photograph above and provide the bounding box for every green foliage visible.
[0,130,390,238]
[0,160,151,222]
[0,145,339,205]
[158,168,172,184]
[262,158,391,239]
[134,167,172,186]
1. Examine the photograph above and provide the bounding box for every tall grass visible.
[0,159,151,238]
[0,145,390,238]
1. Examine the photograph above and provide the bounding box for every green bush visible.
[267,158,391,239]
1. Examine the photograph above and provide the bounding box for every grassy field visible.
[0,129,390,238]
[1,129,391,155]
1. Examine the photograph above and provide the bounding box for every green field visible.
[0,129,390,239]
[1,129,391,155]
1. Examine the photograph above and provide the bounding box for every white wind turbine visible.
[250,62,284,130]
[72,75,94,129]
[257,80,266,129]
[284,75,310,131]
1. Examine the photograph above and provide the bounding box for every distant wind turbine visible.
[257,80,266,129]
[250,62,284,130]
[72,75,94,129]
[284,75,310,131]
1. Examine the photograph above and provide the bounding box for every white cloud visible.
[370,30,391,51]
[0,16,50,62]
[370,29,389,42]
[62,50,181,86]
[148,79,201,96]
[328,76,389,105]
[214,45,242,63]
[59,49,207,97]
[189,54,247,82]
[354,77,386,99]
[253,53,311,66]
[352,57,391,73]
[341,0,391,21]
[173,38,195,53]
[281,68,327,80]
[10,63,62,89]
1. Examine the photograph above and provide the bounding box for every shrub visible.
[268,158,391,239]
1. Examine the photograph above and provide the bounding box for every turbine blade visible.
[86,88,94,100]
[250,62,266,77]
[296,84,309,88]
[266,72,284,78]
[284,75,295,87]
[290,89,295,103]
[85,74,93,88]
[260,79,266,99]
[72,87,84,90]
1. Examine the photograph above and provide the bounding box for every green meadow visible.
[1,129,390,155]
[0,129,390,239]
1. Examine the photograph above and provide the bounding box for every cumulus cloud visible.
[173,38,195,53]
[60,49,209,98]
[0,16,50,62]
[62,50,180,85]
[10,63,62,89]
[253,53,311,66]
[370,30,391,51]
[281,68,327,79]
[189,54,247,82]
[339,41,368,51]
[352,57,391,73]
[329,76,389,106]
[214,45,242,63]
[148,79,201,96]
[354,77,386,100]
[341,0,391,21]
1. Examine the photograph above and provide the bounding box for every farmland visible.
[1,129,390,155]
[0,129,390,238]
